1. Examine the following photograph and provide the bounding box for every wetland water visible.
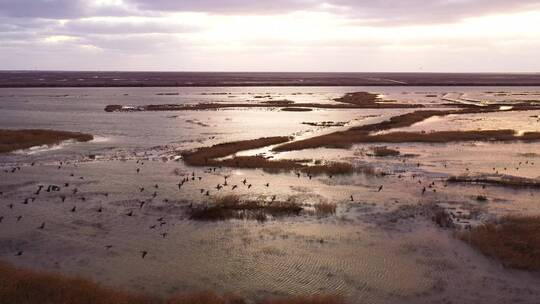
[1,86,540,303]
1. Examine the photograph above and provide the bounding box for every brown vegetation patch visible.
[182,137,359,176]
[104,91,424,112]
[181,137,291,166]
[0,129,93,153]
[274,129,540,152]
[105,101,421,112]
[281,107,313,112]
[302,121,346,127]
[314,202,337,216]
[362,129,540,143]
[261,99,295,105]
[0,260,341,304]
[459,216,540,270]
[448,174,540,189]
[274,104,540,152]
[368,146,400,157]
[0,260,158,304]
[189,195,304,221]
[262,295,344,304]
[333,91,391,105]
[518,152,540,158]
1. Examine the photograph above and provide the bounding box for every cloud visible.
[61,18,201,35]
[125,0,540,24]
[1,0,540,71]
[0,0,132,19]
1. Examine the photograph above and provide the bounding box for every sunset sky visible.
[1,0,540,72]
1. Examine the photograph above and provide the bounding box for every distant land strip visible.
[2,72,540,87]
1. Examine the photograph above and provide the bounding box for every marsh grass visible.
[448,175,540,189]
[261,295,345,304]
[273,106,540,152]
[181,137,291,166]
[105,91,423,112]
[459,216,540,270]
[0,129,93,153]
[281,107,313,112]
[274,129,540,152]
[182,137,358,176]
[333,91,384,105]
[189,195,303,221]
[314,202,337,216]
[0,261,158,304]
[369,146,400,157]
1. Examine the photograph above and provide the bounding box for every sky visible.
[1,0,540,72]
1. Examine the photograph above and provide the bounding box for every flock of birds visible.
[1,153,538,259]
[1,159,327,259]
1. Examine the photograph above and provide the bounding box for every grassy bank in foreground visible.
[460,216,540,270]
[0,129,93,153]
[0,261,343,304]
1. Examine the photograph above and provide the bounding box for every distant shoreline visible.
[1,71,540,87]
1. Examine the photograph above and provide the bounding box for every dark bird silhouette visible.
[154,184,159,189]
[126,211,134,217]
[200,189,205,194]
[152,191,157,198]
[247,184,252,189]
[157,217,164,222]
[64,183,69,187]
[35,185,43,195]
[378,185,383,192]
[22,198,29,205]
[350,195,354,201]
[16,215,22,221]
[15,251,23,256]
[422,187,426,194]
[242,179,247,185]
[232,185,238,190]
[265,183,269,187]
[140,251,148,259]
[216,184,222,190]
[140,187,145,192]
[105,245,113,250]
[97,207,102,213]
[61,195,66,202]
[71,206,76,212]
[139,201,146,209]
[149,224,156,229]
[8,203,13,209]
[136,168,140,173]
[205,190,210,196]
[0,216,3,223]
[161,232,168,238]
[38,222,45,229]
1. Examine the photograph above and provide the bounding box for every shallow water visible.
[1,86,540,303]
